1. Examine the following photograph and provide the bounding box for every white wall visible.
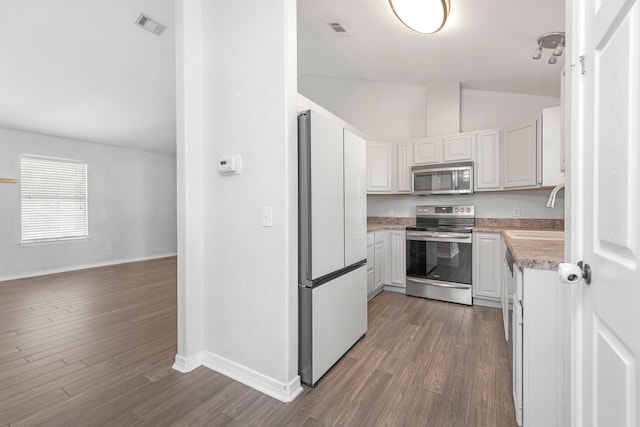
[300,76,561,139]
[175,0,301,402]
[461,88,560,131]
[299,76,563,220]
[299,75,428,142]
[0,128,177,280]
[367,190,564,219]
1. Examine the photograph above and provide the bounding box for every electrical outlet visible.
[513,208,521,217]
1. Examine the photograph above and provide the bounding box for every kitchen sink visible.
[504,229,565,241]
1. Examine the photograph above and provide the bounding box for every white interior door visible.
[574,0,640,425]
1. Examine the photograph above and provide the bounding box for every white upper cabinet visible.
[541,106,563,187]
[502,120,538,189]
[366,141,393,193]
[474,129,502,191]
[395,142,412,193]
[412,137,442,164]
[366,141,412,194]
[442,133,473,162]
[502,106,563,190]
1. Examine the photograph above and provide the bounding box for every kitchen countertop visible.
[474,222,564,271]
[368,216,564,270]
[367,217,414,232]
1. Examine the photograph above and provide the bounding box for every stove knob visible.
[467,208,471,213]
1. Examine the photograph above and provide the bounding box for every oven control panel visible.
[416,205,475,217]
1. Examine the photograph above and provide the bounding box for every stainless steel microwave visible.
[411,162,474,195]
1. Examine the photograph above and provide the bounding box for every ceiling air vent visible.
[135,13,166,36]
[328,22,352,36]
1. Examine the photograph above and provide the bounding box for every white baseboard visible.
[203,352,303,403]
[0,252,177,282]
[172,352,205,373]
[473,297,501,308]
[383,284,406,294]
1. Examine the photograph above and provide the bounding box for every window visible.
[20,155,88,243]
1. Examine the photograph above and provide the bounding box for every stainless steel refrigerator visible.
[298,109,368,387]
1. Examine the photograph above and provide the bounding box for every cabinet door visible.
[395,142,412,193]
[374,232,385,291]
[390,230,406,287]
[344,129,367,265]
[366,233,375,297]
[472,232,502,300]
[541,106,563,187]
[503,120,538,189]
[474,129,502,191]
[366,142,392,192]
[413,137,442,164]
[443,133,473,162]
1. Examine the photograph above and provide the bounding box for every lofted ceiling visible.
[298,0,566,96]
[0,1,565,156]
[0,0,176,155]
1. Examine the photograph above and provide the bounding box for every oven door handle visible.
[408,277,471,290]
[406,232,472,243]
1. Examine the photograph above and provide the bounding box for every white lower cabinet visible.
[367,229,406,299]
[514,267,564,427]
[367,231,385,300]
[472,232,502,306]
[366,233,375,297]
[388,230,406,288]
[374,232,384,292]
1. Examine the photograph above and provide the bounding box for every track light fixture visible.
[532,32,565,64]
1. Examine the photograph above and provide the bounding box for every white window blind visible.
[21,155,88,243]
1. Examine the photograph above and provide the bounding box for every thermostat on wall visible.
[218,155,241,175]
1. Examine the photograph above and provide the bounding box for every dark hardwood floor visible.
[0,257,516,426]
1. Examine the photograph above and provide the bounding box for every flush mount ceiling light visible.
[532,32,565,64]
[389,0,451,34]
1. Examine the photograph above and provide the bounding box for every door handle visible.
[577,261,592,284]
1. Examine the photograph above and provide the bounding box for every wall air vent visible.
[135,13,166,36]
[328,22,352,36]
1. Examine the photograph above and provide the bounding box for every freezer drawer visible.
[299,266,367,386]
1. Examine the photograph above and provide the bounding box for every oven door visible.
[406,231,472,305]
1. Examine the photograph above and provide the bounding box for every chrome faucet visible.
[546,183,565,208]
